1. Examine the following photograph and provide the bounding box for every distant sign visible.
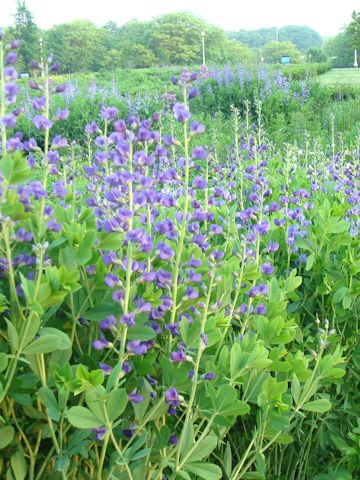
[281,56,291,64]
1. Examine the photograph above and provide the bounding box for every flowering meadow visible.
[1,34,360,480]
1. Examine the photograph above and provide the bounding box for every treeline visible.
[5,3,257,73]
[5,1,360,73]
[227,26,323,51]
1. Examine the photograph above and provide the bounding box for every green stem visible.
[174,270,215,470]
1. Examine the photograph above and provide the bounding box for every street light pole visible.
[355,49,358,68]
[201,31,206,67]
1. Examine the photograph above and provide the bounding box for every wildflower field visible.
[1,34,360,480]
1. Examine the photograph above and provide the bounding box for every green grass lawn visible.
[318,68,360,86]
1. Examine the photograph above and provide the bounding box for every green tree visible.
[228,26,322,52]
[119,44,156,68]
[306,48,327,63]
[347,11,360,51]
[263,41,302,64]
[12,0,40,72]
[324,31,354,68]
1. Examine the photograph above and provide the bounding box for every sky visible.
[2,0,358,37]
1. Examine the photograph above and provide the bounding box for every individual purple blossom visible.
[32,96,46,111]
[173,103,191,123]
[55,109,69,120]
[135,298,151,312]
[268,241,279,252]
[85,121,100,134]
[165,387,181,406]
[190,122,205,135]
[101,106,118,120]
[6,52,17,65]
[46,220,62,232]
[1,114,16,128]
[15,228,33,242]
[52,180,68,198]
[165,323,180,336]
[123,362,132,374]
[202,372,215,380]
[192,146,207,160]
[169,433,178,445]
[188,87,199,99]
[29,80,40,90]
[192,176,207,189]
[128,388,144,404]
[33,115,52,130]
[99,362,113,375]
[170,349,186,363]
[55,83,67,93]
[254,220,270,236]
[127,340,148,355]
[92,427,107,440]
[255,304,267,315]
[121,312,135,327]
[93,336,112,350]
[157,241,175,260]
[104,273,120,287]
[100,315,117,330]
[10,40,21,49]
[261,262,274,275]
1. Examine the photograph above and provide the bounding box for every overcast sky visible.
[2,0,358,36]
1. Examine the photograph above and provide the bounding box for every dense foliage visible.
[227,26,323,52]
[1,34,360,480]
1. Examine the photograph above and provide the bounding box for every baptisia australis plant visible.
[0,33,350,480]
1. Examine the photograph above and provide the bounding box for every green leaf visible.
[187,436,218,462]
[76,230,97,265]
[0,426,14,449]
[11,448,27,480]
[0,352,8,373]
[6,319,19,350]
[23,330,71,354]
[301,399,332,413]
[38,387,60,421]
[127,326,156,341]
[291,374,301,405]
[327,220,349,234]
[55,455,70,472]
[67,406,104,429]
[224,443,232,477]
[98,233,123,250]
[83,303,116,321]
[305,254,315,271]
[143,397,168,423]
[186,462,222,480]
[0,152,31,185]
[333,287,348,304]
[106,389,128,421]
